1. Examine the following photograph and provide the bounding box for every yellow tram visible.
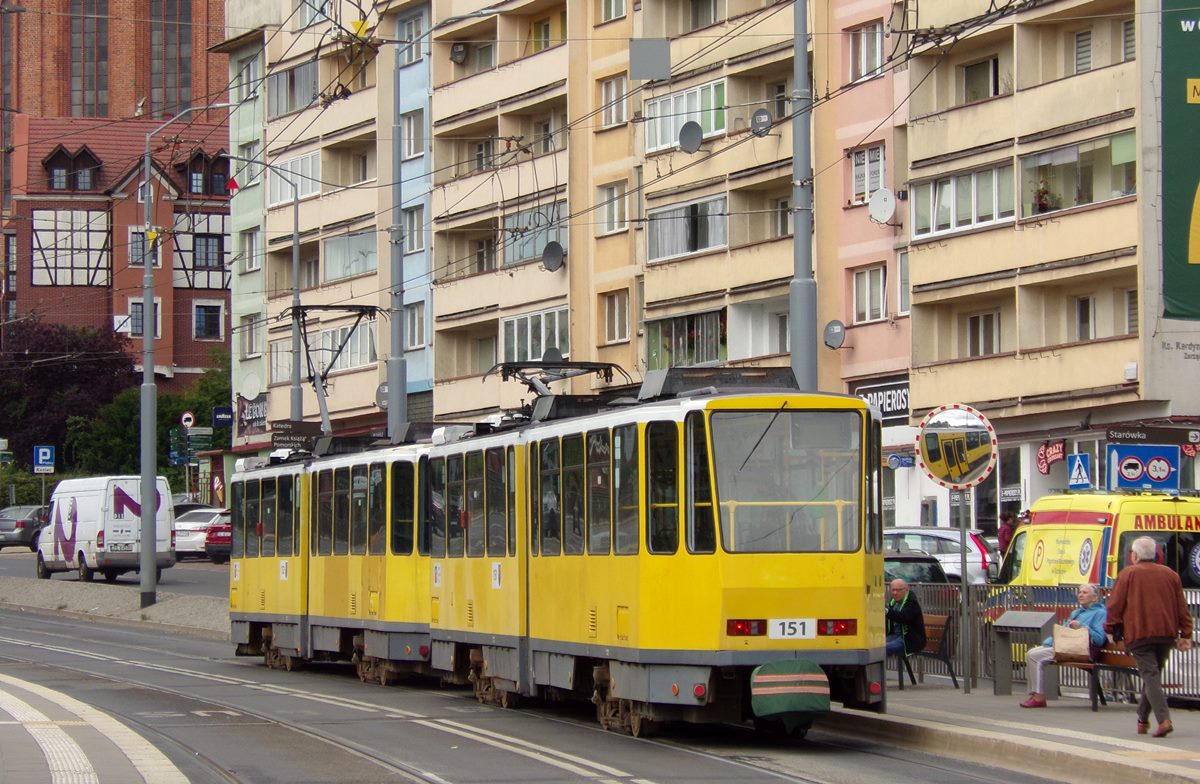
[228,365,887,734]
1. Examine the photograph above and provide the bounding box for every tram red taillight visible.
[726,619,766,636]
[693,683,707,699]
[816,619,857,636]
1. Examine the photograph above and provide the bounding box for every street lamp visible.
[139,102,233,608]
[223,153,303,423]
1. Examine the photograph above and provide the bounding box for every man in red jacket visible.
[1104,536,1194,738]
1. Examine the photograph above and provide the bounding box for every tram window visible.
[587,429,612,555]
[244,478,261,557]
[316,469,334,556]
[529,443,540,556]
[428,457,446,557]
[391,461,415,555]
[466,451,485,557]
[350,464,369,555]
[447,454,465,557]
[261,477,277,557]
[277,475,294,557]
[486,447,506,557]
[562,434,585,555]
[613,424,639,554]
[507,446,517,557]
[686,412,716,554]
[647,421,680,554]
[540,438,562,556]
[866,418,883,554]
[231,481,245,559]
[368,463,387,555]
[415,458,428,555]
[333,467,351,555]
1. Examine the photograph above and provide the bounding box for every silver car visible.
[0,505,49,552]
[173,508,227,559]
[884,526,998,584]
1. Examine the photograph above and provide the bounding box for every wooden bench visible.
[897,613,960,690]
[1054,645,1138,711]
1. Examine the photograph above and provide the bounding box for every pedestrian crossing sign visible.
[1068,453,1091,489]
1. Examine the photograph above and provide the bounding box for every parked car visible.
[205,518,232,564]
[174,501,216,516]
[173,508,227,559]
[0,505,49,552]
[884,550,950,584]
[884,526,997,584]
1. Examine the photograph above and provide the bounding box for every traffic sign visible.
[33,445,55,475]
[1067,453,1091,489]
[181,411,195,428]
[1108,444,1180,491]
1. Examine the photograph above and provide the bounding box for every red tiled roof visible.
[19,116,227,196]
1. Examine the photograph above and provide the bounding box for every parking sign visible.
[34,445,55,474]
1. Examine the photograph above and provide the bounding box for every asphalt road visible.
[0,548,229,598]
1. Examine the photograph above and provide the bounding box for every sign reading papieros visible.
[1162,0,1200,318]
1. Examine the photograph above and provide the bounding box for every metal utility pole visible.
[387,40,409,441]
[789,0,817,391]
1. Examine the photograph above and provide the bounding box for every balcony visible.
[432,258,566,321]
[433,149,566,215]
[432,44,568,124]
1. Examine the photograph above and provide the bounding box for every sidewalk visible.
[824,675,1200,784]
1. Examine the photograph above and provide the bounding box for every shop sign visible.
[1035,440,1066,475]
[850,375,909,426]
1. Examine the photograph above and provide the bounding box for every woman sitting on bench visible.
[1021,584,1107,708]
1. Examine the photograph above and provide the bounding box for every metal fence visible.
[903,585,1200,701]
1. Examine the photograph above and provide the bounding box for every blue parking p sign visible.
[34,445,55,474]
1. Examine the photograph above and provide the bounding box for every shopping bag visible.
[1052,624,1092,663]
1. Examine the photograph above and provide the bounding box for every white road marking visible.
[436,718,631,777]
[0,686,97,784]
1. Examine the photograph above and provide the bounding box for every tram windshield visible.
[709,409,862,553]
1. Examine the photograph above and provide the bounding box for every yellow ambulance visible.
[997,492,1200,589]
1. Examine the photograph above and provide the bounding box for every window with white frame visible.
[503,307,570,362]
[1073,296,1096,341]
[193,234,223,269]
[854,265,886,323]
[774,312,789,353]
[236,141,262,185]
[402,110,424,158]
[647,195,727,261]
[295,0,328,29]
[129,229,161,267]
[193,301,224,340]
[966,311,999,357]
[601,0,625,23]
[912,163,1015,237]
[1124,288,1138,334]
[473,238,497,273]
[774,198,792,237]
[269,340,292,384]
[604,289,629,343]
[405,302,425,349]
[404,206,424,252]
[239,229,261,273]
[190,171,205,194]
[851,144,885,204]
[504,201,567,265]
[470,139,494,172]
[646,310,726,370]
[129,299,160,338]
[268,151,320,206]
[266,60,319,119]
[315,322,377,373]
[771,81,788,120]
[240,313,263,357]
[849,22,883,81]
[1073,30,1092,74]
[534,113,567,154]
[644,79,725,152]
[234,54,261,102]
[325,231,377,281]
[532,17,553,52]
[601,74,627,127]
[1122,19,1135,61]
[1021,131,1135,216]
[897,250,910,314]
[398,15,423,65]
[598,181,627,233]
[690,0,717,30]
[963,57,998,103]
[300,257,319,288]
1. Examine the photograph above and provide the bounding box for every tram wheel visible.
[500,690,519,709]
[629,708,660,739]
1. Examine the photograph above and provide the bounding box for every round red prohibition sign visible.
[1146,457,1173,482]
[1118,455,1144,482]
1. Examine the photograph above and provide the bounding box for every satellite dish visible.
[375,382,389,409]
[750,108,773,137]
[541,241,564,272]
[868,187,897,225]
[240,373,262,400]
[542,346,563,363]
[449,42,468,64]
[678,121,703,154]
[823,320,846,350]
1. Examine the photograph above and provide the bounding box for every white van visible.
[36,476,176,582]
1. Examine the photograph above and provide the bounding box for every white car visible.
[884,526,999,584]
[173,508,227,559]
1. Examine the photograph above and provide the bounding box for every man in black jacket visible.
[886,578,927,656]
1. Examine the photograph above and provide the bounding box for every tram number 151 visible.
[768,618,817,640]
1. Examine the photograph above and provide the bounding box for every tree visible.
[0,320,137,470]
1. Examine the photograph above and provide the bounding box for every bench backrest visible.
[923,613,953,655]
[1096,646,1136,669]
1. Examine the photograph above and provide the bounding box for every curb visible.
[0,602,231,643]
[821,706,1199,784]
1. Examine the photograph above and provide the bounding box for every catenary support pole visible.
[789,0,817,391]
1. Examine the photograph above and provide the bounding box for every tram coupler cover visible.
[751,660,830,725]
